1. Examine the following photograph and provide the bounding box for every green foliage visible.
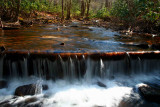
[21,0,50,12]
[135,0,160,23]
[71,1,81,17]
[94,8,110,18]
[110,0,130,21]
[110,0,160,24]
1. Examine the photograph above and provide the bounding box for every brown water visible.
[0,22,158,52]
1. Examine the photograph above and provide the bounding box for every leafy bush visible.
[110,0,130,21]
[110,0,160,31]
[135,0,160,23]
[94,8,110,19]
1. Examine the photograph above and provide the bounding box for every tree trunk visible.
[0,18,3,28]
[15,0,21,22]
[61,0,64,21]
[105,0,109,8]
[66,0,72,20]
[86,0,91,19]
[81,0,85,17]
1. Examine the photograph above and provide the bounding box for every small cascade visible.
[1,51,160,107]
[1,51,160,81]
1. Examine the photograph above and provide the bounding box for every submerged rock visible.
[0,80,8,89]
[60,43,65,46]
[15,84,42,96]
[138,84,160,104]
[97,81,107,88]
[42,84,49,90]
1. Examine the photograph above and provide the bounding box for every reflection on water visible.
[0,22,158,52]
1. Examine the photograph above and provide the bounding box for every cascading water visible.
[0,51,160,107]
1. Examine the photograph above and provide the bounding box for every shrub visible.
[110,0,160,32]
[94,8,110,19]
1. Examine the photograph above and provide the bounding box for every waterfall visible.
[1,51,160,81]
[1,51,160,107]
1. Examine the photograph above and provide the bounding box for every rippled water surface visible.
[1,22,158,52]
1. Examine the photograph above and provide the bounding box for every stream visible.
[1,21,159,52]
[0,22,160,107]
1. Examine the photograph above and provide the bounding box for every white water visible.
[0,72,159,107]
[0,55,160,106]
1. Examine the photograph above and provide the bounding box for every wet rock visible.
[119,89,160,107]
[124,43,149,49]
[42,84,49,90]
[0,96,41,107]
[15,84,42,96]
[26,102,43,107]
[25,97,38,104]
[0,46,5,53]
[60,43,65,46]
[138,84,160,104]
[0,100,12,107]
[0,80,8,89]
[97,81,107,88]
[19,20,33,27]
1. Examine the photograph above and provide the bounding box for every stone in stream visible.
[138,84,160,104]
[42,84,49,90]
[97,81,107,88]
[19,20,33,27]
[60,42,65,46]
[0,100,12,107]
[119,88,160,107]
[14,84,42,96]
[0,96,42,107]
[0,80,8,89]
